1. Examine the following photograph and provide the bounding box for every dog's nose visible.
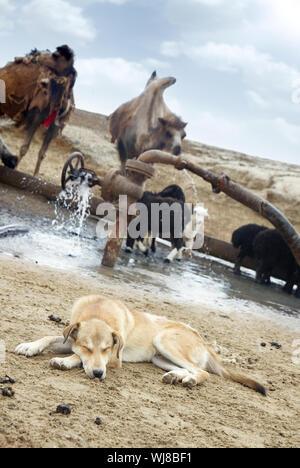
[93,370,104,379]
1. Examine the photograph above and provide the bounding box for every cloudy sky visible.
[1,0,300,165]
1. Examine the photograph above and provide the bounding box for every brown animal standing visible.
[0,45,76,176]
[109,71,187,173]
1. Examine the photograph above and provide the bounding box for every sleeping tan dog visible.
[15,295,266,395]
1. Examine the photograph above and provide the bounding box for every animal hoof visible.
[255,279,264,285]
[233,269,241,276]
[125,248,133,254]
[164,258,171,264]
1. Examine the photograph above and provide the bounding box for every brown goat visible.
[109,71,187,173]
[0,45,76,176]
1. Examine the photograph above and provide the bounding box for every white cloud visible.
[20,0,96,42]
[187,110,240,146]
[186,108,300,164]
[273,117,300,146]
[75,57,151,114]
[74,0,131,5]
[161,41,183,58]
[0,0,16,35]
[189,0,225,4]
[77,57,149,87]
[261,0,300,43]
[161,41,300,96]
[246,90,269,109]
[142,58,170,70]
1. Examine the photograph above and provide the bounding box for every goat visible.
[231,224,268,274]
[253,229,300,297]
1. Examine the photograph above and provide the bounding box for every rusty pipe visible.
[138,150,187,169]
[101,169,144,204]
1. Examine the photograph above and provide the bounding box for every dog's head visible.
[63,319,124,380]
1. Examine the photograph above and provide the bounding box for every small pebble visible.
[1,387,14,398]
[0,375,15,385]
[94,418,102,426]
[271,342,282,350]
[55,404,71,415]
[261,342,266,347]
[49,315,62,323]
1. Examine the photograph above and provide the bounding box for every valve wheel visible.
[61,152,85,190]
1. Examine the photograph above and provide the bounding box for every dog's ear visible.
[112,332,124,360]
[63,323,80,344]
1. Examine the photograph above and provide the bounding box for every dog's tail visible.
[206,348,267,396]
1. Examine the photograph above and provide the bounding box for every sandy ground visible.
[0,110,299,448]
[0,255,299,449]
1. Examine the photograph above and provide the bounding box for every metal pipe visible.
[0,165,104,215]
[101,212,124,268]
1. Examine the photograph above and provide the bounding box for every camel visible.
[109,71,187,173]
[0,45,77,176]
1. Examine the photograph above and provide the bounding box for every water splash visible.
[52,177,92,253]
[183,169,199,202]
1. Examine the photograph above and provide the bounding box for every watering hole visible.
[0,183,299,329]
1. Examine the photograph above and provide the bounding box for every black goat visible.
[253,229,300,297]
[125,184,189,262]
[231,224,268,274]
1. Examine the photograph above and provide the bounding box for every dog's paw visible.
[15,342,43,357]
[162,371,178,385]
[162,369,190,385]
[182,375,197,388]
[50,357,72,371]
